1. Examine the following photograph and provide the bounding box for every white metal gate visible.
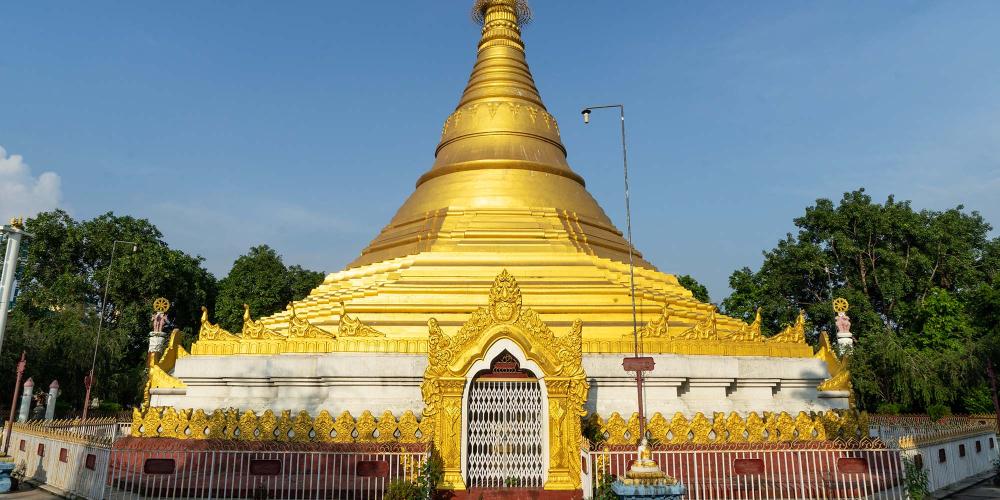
[466,376,544,488]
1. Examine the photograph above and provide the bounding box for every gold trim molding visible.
[594,409,869,446]
[130,407,432,443]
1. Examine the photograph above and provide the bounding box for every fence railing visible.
[586,442,907,500]
[43,418,131,441]
[103,448,427,499]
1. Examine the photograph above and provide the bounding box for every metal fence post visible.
[207,450,216,500]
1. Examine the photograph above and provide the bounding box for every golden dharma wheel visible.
[153,297,171,313]
[832,297,849,313]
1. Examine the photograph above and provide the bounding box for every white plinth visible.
[151,351,847,416]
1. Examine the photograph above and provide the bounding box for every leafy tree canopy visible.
[722,189,998,412]
[1,210,216,411]
[676,274,711,304]
[213,245,324,332]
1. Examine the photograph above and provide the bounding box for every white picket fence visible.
[899,429,998,494]
[4,422,112,498]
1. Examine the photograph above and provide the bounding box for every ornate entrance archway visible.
[421,270,589,492]
[465,349,545,488]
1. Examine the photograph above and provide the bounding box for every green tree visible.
[287,265,325,301]
[721,188,997,412]
[213,245,324,332]
[676,274,711,303]
[1,210,216,411]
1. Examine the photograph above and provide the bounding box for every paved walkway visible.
[2,483,59,499]
[942,476,1000,499]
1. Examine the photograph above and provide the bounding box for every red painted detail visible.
[355,460,389,478]
[18,440,24,452]
[457,490,582,500]
[85,453,97,470]
[623,356,655,372]
[37,443,44,457]
[733,458,765,475]
[144,458,177,474]
[581,455,588,474]
[837,457,868,474]
[59,448,69,463]
[250,459,282,475]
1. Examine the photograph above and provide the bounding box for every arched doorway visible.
[421,270,589,492]
[466,350,545,488]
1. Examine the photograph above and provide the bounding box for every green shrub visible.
[903,456,929,500]
[385,479,421,500]
[414,447,444,499]
[875,402,903,414]
[594,473,617,500]
[581,414,606,446]
[927,403,951,422]
[98,401,123,413]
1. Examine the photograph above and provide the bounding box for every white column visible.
[0,227,25,357]
[17,378,33,422]
[45,380,59,420]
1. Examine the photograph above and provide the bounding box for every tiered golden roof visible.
[192,0,810,358]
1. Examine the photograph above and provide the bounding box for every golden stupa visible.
[186,0,809,359]
[146,3,847,492]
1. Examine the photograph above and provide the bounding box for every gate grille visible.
[466,378,544,488]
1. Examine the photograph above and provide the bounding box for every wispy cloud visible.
[0,146,62,220]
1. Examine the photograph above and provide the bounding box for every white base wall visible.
[152,352,849,416]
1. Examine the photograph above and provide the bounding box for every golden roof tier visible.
[191,0,812,359]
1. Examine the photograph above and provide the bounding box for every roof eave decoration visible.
[615,306,810,358]
[191,302,394,356]
[815,331,852,393]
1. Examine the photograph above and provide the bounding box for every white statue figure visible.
[151,311,168,333]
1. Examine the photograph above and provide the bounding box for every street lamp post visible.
[82,240,137,422]
[581,104,653,441]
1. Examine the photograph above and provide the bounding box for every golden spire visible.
[349,0,648,269]
[419,0,580,187]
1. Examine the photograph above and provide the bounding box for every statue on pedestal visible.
[148,298,171,363]
[832,298,853,353]
[611,439,686,499]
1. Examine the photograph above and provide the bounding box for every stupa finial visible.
[472,0,532,27]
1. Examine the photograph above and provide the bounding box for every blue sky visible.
[2,1,998,301]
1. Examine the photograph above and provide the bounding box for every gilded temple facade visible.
[148,0,850,493]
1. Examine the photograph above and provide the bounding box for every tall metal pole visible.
[82,240,136,422]
[0,220,32,358]
[582,104,647,440]
[2,352,26,455]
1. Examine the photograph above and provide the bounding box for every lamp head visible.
[581,108,591,124]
